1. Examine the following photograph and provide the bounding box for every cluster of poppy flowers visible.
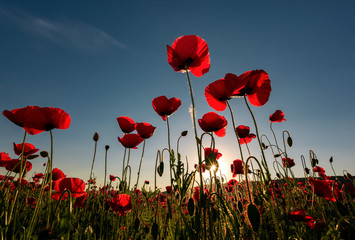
[116,116,156,148]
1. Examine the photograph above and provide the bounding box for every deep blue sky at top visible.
[0,0,354,188]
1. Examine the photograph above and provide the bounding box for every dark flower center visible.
[178,57,194,69]
[45,123,54,131]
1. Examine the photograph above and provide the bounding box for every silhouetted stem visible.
[88,140,98,190]
[135,140,146,189]
[244,96,271,181]
[166,117,173,188]
[227,100,244,162]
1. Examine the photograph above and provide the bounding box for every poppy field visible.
[1,35,355,239]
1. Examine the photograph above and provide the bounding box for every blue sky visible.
[1,0,354,189]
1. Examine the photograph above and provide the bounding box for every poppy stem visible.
[166,117,173,188]
[185,66,204,222]
[121,148,127,184]
[47,129,54,226]
[88,139,98,191]
[243,96,271,182]
[135,140,146,189]
[226,100,244,163]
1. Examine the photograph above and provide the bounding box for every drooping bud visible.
[40,151,49,158]
[93,132,99,142]
[181,130,188,137]
[305,167,310,174]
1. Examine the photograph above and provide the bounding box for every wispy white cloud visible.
[0,6,126,52]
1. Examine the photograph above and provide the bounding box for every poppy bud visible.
[247,204,260,232]
[329,156,333,163]
[287,136,293,147]
[157,162,164,177]
[40,151,48,158]
[93,132,99,142]
[276,173,281,179]
[181,130,188,136]
[274,154,281,158]
[305,167,310,174]
[27,154,39,160]
[261,142,268,150]
[105,145,110,150]
[346,173,353,181]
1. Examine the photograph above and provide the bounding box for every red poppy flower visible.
[166,186,172,194]
[237,70,271,107]
[167,35,210,77]
[109,175,116,181]
[282,157,295,168]
[5,159,32,173]
[269,110,286,122]
[152,96,181,121]
[52,168,66,181]
[198,112,227,137]
[3,106,71,135]
[26,197,37,208]
[0,152,11,167]
[13,142,39,157]
[313,166,326,175]
[33,173,44,180]
[204,148,222,160]
[118,134,144,149]
[309,178,342,202]
[116,116,136,133]
[228,179,238,186]
[107,194,132,216]
[135,122,156,139]
[235,125,256,144]
[194,163,206,173]
[231,159,244,177]
[51,177,86,200]
[145,180,149,185]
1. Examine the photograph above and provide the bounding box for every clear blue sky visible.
[1,0,354,189]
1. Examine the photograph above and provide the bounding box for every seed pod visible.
[93,132,99,142]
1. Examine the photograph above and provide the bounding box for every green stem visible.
[135,140,146,189]
[226,100,244,162]
[88,139,98,190]
[121,148,127,182]
[185,66,204,228]
[166,117,173,188]
[243,96,271,181]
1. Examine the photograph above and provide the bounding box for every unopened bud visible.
[40,151,49,158]
[93,132,99,142]
[305,167,310,174]
[346,173,353,181]
[105,145,110,150]
[27,154,39,160]
[181,130,188,137]
[276,173,281,179]
[329,156,333,163]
